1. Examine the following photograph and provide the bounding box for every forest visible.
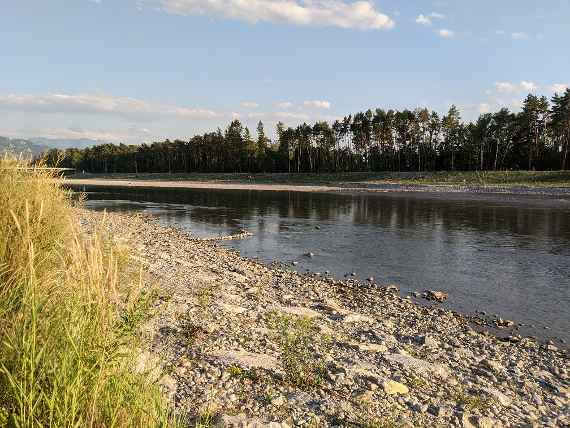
[43,91,570,173]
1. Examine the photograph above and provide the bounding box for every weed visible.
[266,311,328,389]
[0,159,175,426]
[452,388,493,412]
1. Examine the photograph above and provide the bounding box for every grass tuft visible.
[266,311,328,389]
[0,158,175,426]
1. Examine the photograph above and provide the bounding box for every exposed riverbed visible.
[78,208,569,427]
[75,185,570,345]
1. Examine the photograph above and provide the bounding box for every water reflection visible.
[76,185,570,343]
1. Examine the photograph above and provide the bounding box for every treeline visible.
[44,91,570,173]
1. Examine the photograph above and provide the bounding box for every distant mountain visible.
[29,137,104,150]
[0,136,49,157]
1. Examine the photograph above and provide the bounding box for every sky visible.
[1,0,569,143]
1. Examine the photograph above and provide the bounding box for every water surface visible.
[77,185,570,344]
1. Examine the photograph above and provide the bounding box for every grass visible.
[71,170,570,188]
[0,159,175,426]
[266,311,328,389]
[451,388,494,412]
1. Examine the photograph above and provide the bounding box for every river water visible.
[76,185,570,344]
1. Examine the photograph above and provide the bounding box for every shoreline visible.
[67,177,570,197]
[80,209,569,427]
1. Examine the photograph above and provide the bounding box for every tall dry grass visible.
[0,159,173,426]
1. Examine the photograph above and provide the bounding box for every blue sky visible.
[1,0,569,143]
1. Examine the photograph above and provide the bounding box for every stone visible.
[383,284,399,293]
[461,414,503,428]
[384,353,450,379]
[342,313,375,324]
[416,334,439,347]
[280,306,321,319]
[479,359,503,374]
[304,252,314,257]
[496,318,514,327]
[271,395,286,407]
[383,380,409,395]
[428,404,452,417]
[218,302,248,314]
[354,342,388,353]
[424,290,448,302]
[481,387,512,406]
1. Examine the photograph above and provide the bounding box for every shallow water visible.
[77,185,570,344]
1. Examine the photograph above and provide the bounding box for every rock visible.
[428,404,452,417]
[479,359,503,375]
[354,342,388,353]
[367,276,374,282]
[280,306,321,319]
[384,353,450,379]
[424,290,448,302]
[481,387,512,406]
[383,380,409,395]
[304,252,314,257]
[496,318,514,328]
[342,313,375,324]
[383,284,399,293]
[271,395,286,407]
[218,302,248,314]
[416,334,439,347]
[461,413,503,428]
[354,389,375,402]
[291,261,298,266]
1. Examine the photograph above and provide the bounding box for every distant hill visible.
[0,136,107,158]
[0,136,49,157]
[29,137,103,150]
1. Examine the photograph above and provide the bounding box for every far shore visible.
[65,174,570,197]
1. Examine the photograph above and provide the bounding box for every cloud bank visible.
[0,93,219,120]
[152,0,395,30]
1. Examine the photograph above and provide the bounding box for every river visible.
[75,185,570,345]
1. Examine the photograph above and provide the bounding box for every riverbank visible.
[79,209,569,427]
[66,172,570,197]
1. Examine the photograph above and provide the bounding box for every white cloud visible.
[436,29,454,38]
[2,126,152,144]
[241,101,259,108]
[276,101,294,109]
[511,32,528,40]
[494,82,517,93]
[415,11,444,26]
[415,14,431,25]
[303,100,331,109]
[520,80,537,92]
[0,93,219,120]
[495,30,505,35]
[550,83,568,93]
[478,103,491,114]
[153,0,395,30]
[275,111,311,121]
[494,81,538,94]
[429,12,445,19]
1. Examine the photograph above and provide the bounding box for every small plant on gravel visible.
[194,407,215,428]
[452,388,494,412]
[266,311,328,389]
[178,313,208,346]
